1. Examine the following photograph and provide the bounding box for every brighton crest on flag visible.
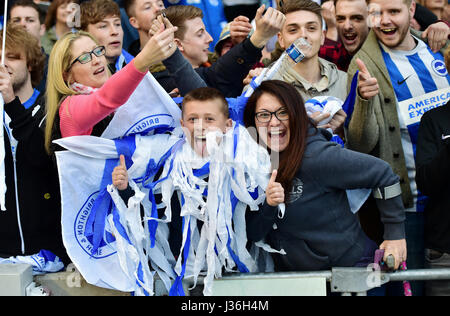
[55,70,272,295]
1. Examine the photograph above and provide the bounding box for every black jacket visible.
[163,38,262,98]
[416,102,450,253]
[0,96,69,263]
[127,39,178,93]
[246,128,405,271]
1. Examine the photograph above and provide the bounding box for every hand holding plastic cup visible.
[286,38,312,64]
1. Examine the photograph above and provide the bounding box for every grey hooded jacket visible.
[246,127,405,271]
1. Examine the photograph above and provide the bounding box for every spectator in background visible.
[112,0,139,51]
[9,0,48,93]
[318,0,449,71]
[123,0,177,93]
[268,0,347,137]
[79,0,134,74]
[214,23,235,58]
[0,24,68,264]
[320,0,368,71]
[222,0,260,22]
[9,0,46,47]
[166,5,214,69]
[160,4,284,97]
[214,15,254,58]
[41,0,79,55]
[419,0,448,20]
[415,47,450,296]
[125,0,164,55]
[214,14,268,66]
[346,0,449,295]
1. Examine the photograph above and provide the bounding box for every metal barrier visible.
[198,268,450,296]
[25,266,450,296]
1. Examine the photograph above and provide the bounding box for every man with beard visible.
[319,0,449,71]
[346,0,449,295]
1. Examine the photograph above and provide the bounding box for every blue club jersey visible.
[380,37,450,212]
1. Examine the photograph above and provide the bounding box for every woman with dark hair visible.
[244,80,407,272]
[41,0,79,55]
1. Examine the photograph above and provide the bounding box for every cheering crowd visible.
[0,0,448,296]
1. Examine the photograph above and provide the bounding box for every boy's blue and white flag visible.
[55,124,271,295]
[55,67,272,295]
[55,69,183,293]
[55,133,183,293]
[101,72,182,139]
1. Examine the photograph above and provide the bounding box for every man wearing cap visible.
[214,23,234,58]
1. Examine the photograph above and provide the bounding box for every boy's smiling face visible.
[180,99,232,157]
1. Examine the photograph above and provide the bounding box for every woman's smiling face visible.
[66,36,109,88]
[254,92,290,153]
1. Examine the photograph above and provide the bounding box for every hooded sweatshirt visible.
[246,127,405,271]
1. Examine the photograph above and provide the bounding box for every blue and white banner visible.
[101,72,181,139]
[55,69,183,292]
[55,133,183,293]
[54,65,272,294]
[55,124,271,295]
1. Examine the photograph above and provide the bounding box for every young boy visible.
[110,87,269,295]
[113,87,232,188]
[79,0,134,74]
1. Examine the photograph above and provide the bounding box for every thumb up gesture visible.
[356,58,379,100]
[266,170,285,207]
[112,155,129,191]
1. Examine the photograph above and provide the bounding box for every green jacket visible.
[272,56,348,102]
[346,29,448,208]
[41,27,57,56]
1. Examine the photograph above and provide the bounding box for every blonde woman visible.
[44,25,177,153]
